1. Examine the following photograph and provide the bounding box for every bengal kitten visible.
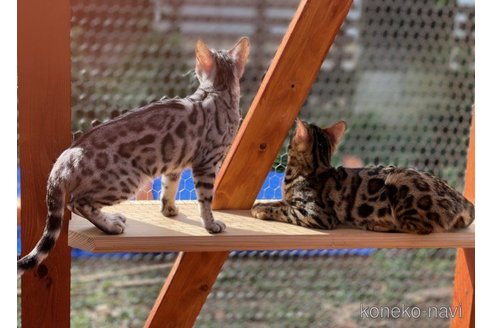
[18,37,250,275]
[251,120,474,234]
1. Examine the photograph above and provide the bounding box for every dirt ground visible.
[18,249,457,328]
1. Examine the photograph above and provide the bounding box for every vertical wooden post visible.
[450,110,474,328]
[18,1,72,327]
[144,1,353,327]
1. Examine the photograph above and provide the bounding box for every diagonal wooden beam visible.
[144,252,229,328]
[451,109,475,328]
[144,1,353,327]
[19,0,72,327]
[213,0,353,210]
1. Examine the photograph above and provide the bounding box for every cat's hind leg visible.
[385,181,434,234]
[364,221,399,232]
[160,171,182,217]
[397,217,434,234]
[72,201,127,234]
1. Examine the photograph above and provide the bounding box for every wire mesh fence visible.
[64,249,457,328]
[19,0,475,326]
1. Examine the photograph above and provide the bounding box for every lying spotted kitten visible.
[18,37,250,275]
[251,120,474,234]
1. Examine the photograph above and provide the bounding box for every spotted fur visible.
[18,38,250,275]
[252,120,474,234]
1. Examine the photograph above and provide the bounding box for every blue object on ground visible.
[151,169,284,200]
[17,167,375,258]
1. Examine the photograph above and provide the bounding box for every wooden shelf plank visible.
[69,201,474,252]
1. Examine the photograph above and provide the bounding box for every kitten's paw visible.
[251,204,271,220]
[206,220,226,234]
[161,204,179,217]
[102,213,127,234]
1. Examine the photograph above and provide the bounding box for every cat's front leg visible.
[192,165,226,233]
[160,171,182,217]
[251,201,287,220]
[252,201,317,227]
[251,201,332,229]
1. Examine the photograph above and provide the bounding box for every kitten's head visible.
[287,120,347,174]
[195,37,250,90]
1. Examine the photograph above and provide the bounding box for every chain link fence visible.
[19,0,475,326]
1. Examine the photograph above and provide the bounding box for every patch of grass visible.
[17,250,456,327]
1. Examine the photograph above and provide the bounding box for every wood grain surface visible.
[18,0,72,327]
[213,0,354,210]
[69,201,475,252]
[451,110,475,328]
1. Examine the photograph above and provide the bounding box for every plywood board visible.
[69,201,475,252]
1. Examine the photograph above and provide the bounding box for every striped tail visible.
[17,179,66,276]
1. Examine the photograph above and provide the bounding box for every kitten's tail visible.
[17,177,66,276]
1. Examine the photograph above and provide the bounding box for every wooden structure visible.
[19,0,72,326]
[18,0,475,327]
[69,201,475,252]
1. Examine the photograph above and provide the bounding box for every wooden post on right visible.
[450,107,475,328]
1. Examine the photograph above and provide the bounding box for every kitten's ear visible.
[195,39,214,74]
[293,119,311,151]
[323,120,347,147]
[228,37,250,77]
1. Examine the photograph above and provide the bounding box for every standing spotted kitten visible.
[252,120,474,234]
[18,37,250,275]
